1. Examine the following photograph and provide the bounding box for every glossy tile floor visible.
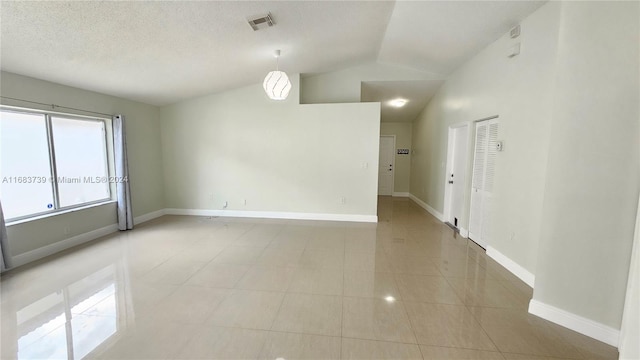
[1,197,618,359]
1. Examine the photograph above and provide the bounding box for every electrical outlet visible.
[223,201,228,208]
[243,199,247,205]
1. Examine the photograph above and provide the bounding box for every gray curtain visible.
[0,201,11,271]
[113,115,134,231]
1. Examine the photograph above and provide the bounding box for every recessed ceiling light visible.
[384,295,396,303]
[389,99,408,108]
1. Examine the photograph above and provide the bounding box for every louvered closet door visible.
[469,119,498,248]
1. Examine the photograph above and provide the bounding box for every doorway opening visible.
[443,124,469,236]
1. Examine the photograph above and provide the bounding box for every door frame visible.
[443,122,470,237]
[379,135,396,196]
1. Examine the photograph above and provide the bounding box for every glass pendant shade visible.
[263,70,292,100]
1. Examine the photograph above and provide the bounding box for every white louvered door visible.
[469,119,499,248]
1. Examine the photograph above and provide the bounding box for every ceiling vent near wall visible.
[248,13,275,31]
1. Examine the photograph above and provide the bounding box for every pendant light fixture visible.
[263,50,292,100]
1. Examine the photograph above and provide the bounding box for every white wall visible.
[533,1,639,330]
[1,71,165,260]
[301,62,438,104]
[159,74,380,220]
[380,122,412,194]
[409,0,640,342]
[410,1,561,275]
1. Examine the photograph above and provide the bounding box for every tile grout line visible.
[391,270,425,359]
[4,201,611,359]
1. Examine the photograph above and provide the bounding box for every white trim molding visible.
[486,246,535,287]
[528,299,620,347]
[11,223,119,268]
[6,207,375,270]
[459,227,469,238]
[392,192,410,197]
[134,209,166,225]
[165,208,378,223]
[408,193,444,222]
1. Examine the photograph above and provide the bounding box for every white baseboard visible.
[165,208,378,223]
[486,246,535,287]
[134,209,166,225]
[11,224,119,268]
[408,193,444,222]
[392,192,410,197]
[529,299,620,347]
[459,227,469,238]
[6,207,374,270]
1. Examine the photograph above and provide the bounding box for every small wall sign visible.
[397,149,410,155]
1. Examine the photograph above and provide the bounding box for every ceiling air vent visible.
[248,13,274,31]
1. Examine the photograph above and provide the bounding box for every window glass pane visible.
[51,117,110,208]
[0,110,55,220]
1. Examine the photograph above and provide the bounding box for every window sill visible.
[6,200,117,227]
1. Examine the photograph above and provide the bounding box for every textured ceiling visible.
[0,1,546,107]
[0,1,394,105]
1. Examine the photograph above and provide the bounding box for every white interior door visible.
[378,136,395,196]
[469,119,498,248]
[445,125,469,229]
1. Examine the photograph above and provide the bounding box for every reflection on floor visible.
[1,197,618,359]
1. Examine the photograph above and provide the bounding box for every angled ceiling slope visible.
[378,1,546,75]
[0,1,546,106]
[0,1,394,106]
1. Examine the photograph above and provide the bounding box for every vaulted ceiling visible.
[0,1,545,107]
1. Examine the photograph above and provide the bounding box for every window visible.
[0,108,112,221]
[51,117,110,207]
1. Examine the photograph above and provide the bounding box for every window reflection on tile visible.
[1,198,618,360]
[10,265,123,360]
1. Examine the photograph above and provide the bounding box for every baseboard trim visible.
[459,227,469,238]
[408,193,444,222]
[6,207,375,270]
[486,246,535,287]
[11,223,119,268]
[134,209,166,225]
[392,192,410,197]
[165,208,378,223]
[528,299,620,347]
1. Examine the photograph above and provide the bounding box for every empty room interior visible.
[0,1,639,359]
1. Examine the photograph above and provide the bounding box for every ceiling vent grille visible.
[248,13,274,31]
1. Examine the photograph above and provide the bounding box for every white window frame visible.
[1,106,114,223]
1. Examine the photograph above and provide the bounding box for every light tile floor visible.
[0,197,618,359]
